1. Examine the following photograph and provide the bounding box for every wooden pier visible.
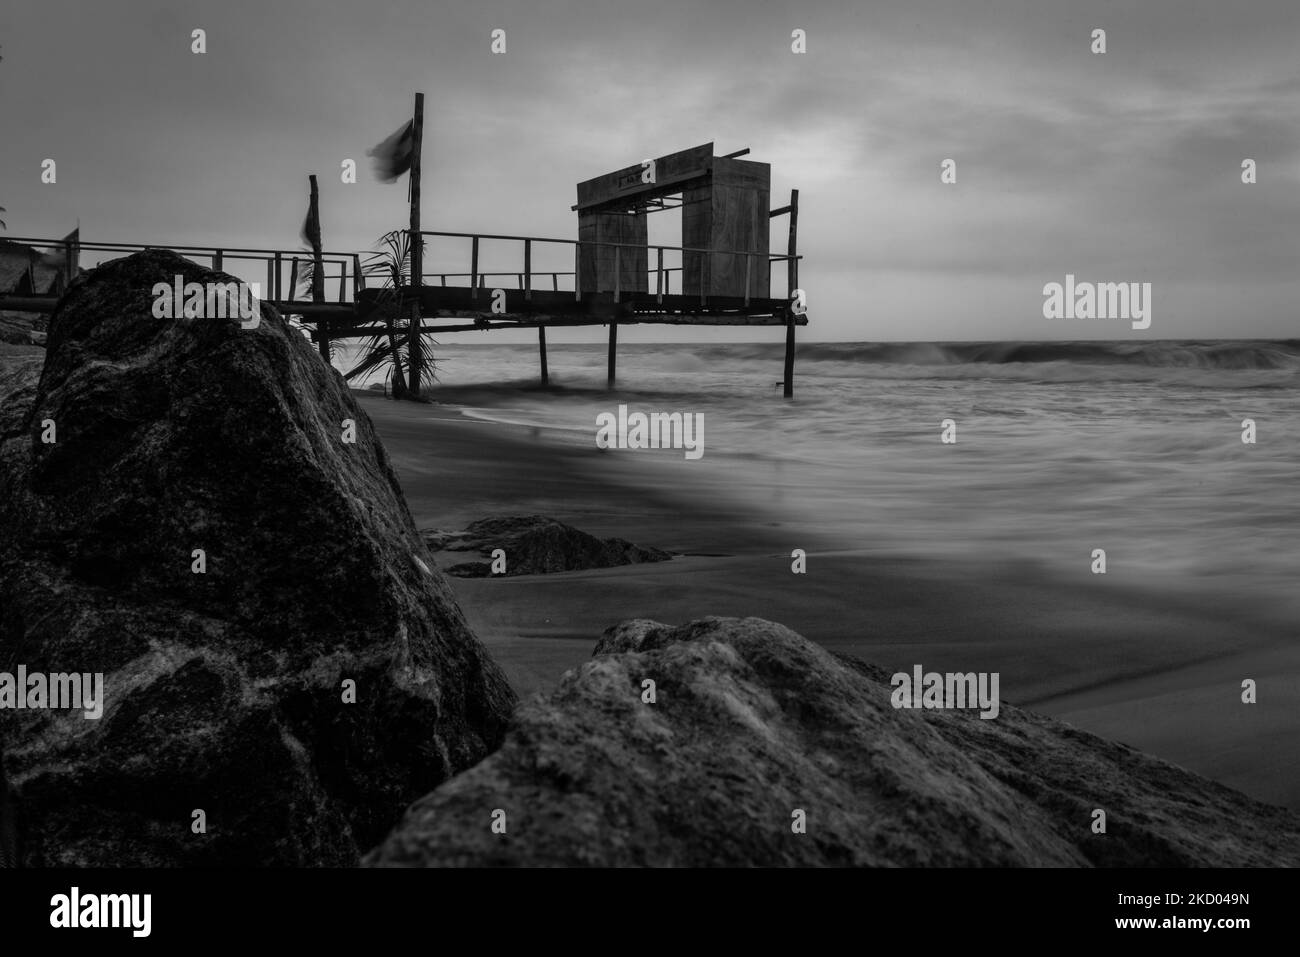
[1,142,807,395]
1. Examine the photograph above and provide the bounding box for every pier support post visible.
[539,325,549,385]
[784,187,799,399]
[783,317,795,398]
[607,323,617,389]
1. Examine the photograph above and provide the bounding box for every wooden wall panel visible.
[681,183,712,298]
[576,143,713,211]
[578,211,647,294]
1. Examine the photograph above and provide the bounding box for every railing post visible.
[524,238,532,301]
[744,252,752,308]
[213,250,223,271]
[274,252,282,301]
[353,254,364,296]
[656,247,664,304]
[574,243,582,302]
[614,245,621,304]
[471,236,479,300]
[266,258,274,302]
[288,258,299,303]
[552,273,558,292]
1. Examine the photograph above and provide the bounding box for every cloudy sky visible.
[1,0,1297,342]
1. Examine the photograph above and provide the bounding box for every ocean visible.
[335,338,1300,620]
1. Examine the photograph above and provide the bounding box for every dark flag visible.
[40,227,79,264]
[299,176,325,302]
[299,201,320,250]
[367,119,415,183]
[39,227,80,288]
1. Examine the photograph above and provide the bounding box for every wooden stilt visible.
[607,323,617,389]
[783,316,795,398]
[538,325,549,384]
[784,188,799,398]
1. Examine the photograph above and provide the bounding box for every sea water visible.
[335,339,1300,619]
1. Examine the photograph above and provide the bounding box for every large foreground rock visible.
[367,617,1300,867]
[0,250,517,866]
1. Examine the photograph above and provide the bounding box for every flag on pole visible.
[40,227,79,264]
[299,201,320,249]
[367,119,416,183]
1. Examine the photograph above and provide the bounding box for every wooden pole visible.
[524,239,531,300]
[783,188,799,398]
[304,174,330,364]
[305,174,323,297]
[787,189,799,296]
[538,325,549,384]
[607,323,617,389]
[471,236,479,300]
[407,92,425,397]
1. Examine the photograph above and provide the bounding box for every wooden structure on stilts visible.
[1,119,807,397]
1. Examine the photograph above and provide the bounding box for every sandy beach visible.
[360,392,1300,812]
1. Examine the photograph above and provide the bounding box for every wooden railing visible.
[1,237,365,305]
[413,229,800,308]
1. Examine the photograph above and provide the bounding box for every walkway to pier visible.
[0,226,808,393]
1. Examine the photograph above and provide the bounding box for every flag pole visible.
[407,92,424,397]
[308,174,328,359]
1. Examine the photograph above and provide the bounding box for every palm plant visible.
[344,229,439,400]
[0,206,6,230]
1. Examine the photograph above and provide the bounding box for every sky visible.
[1,0,1297,343]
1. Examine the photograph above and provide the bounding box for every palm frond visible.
[341,229,439,398]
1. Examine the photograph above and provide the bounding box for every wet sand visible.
[360,393,1299,810]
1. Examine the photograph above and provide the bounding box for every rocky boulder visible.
[0,744,16,868]
[422,514,672,578]
[367,616,1300,867]
[0,250,517,866]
